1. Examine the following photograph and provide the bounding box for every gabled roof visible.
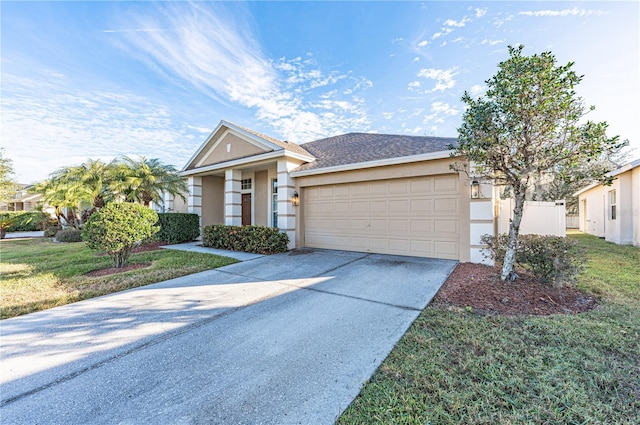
[182,120,315,171]
[574,158,640,196]
[292,133,458,173]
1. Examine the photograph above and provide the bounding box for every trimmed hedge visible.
[55,229,83,243]
[481,234,587,287]
[155,213,200,244]
[202,224,289,254]
[0,211,49,231]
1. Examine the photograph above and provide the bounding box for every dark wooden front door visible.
[242,193,251,226]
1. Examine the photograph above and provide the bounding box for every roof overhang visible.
[573,158,640,196]
[181,149,313,177]
[289,149,456,177]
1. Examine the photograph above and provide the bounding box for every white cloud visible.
[113,3,371,143]
[423,101,458,124]
[475,8,488,18]
[416,67,458,92]
[408,81,421,91]
[443,17,471,28]
[481,38,505,46]
[413,57,420,62]
[518,8,607,17]
[417,40,428,47]
[391,37,404,43]
[469,84,485,96]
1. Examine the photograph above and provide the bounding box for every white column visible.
[277,159,298,249]
[188,177,202,216]
[164,191,174,213]
[225,169,242,226]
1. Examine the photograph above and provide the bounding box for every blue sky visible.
[2,1,638,184]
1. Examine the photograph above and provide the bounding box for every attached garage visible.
[302,174,461,259]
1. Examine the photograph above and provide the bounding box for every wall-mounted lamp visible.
[470,180,481,199]
[291,191,300,206]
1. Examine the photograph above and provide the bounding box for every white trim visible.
[181,150,311,177]
[289,150,454,177]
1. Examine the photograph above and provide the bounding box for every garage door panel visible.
[434,198,458,213]
[369,200,388,214]
[434,175,458,192]
[303,174,460,260]
[410,199,433,213]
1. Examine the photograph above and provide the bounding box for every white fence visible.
[498,199,566,237]
[566,215,579,229]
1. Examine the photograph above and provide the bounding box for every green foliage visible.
[451,45,624,281]
[203,224,289,254]
[114,156,187,207]
[0,211,49,231]
[82,203,159,268]
[481,234,587,286]
[155,213,200,244]
[44,224,62,238]
[55,229,83,243]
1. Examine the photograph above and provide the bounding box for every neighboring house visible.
[0,184,43,212]
[575,158,640,246]
[181,120,506,263]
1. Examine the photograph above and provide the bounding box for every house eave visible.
[289,150,456,178]
[181,149,314,177]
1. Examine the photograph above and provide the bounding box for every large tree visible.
[452,45,624,281]
[116,156,187,207]
[0,149,19,204]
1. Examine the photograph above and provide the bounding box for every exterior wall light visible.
[291,191,300,206]
[470,180,481,199]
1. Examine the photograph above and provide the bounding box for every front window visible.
[241,179,252,190]
[272,179,278,228]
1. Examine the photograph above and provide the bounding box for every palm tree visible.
[116,156,187,207]
[33,159,119,228]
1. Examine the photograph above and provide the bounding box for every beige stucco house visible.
[0,185,43,212]
[575,158,640,246]
[181,120,501,262]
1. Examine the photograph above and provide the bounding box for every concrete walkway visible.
[2,231,44,239]
[1,249,456,424]
[160,241,264,261]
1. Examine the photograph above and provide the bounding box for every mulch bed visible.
[432,262,598,316]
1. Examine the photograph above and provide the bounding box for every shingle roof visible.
[234,124,314,158]
[293,133,458,172]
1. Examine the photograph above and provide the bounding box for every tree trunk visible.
[501,191,526,281]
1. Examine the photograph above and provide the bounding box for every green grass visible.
[339,233,640,425]
[0,238,237,319]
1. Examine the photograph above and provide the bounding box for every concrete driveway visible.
[1,249,456,424]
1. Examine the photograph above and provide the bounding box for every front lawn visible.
[338,232,640,424]
[0,238,237,319]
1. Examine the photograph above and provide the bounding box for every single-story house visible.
[180,120,499,263]
[0,185,43,212]
[574,158,640,246]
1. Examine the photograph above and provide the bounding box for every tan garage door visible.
[303,174,461,259]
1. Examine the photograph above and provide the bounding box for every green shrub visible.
[55,229,83,243]
[82,203,159,268]
[0,211,49,231]
[155,213,200,244]
[481,234,587,286]
[202,224,289,254]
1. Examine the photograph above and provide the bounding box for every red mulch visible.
[85,263,150,277]
[432,262,598,316]
[132,241,167,253]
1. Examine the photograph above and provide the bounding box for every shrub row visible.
[481,234,587,287]
[202,224,289,254]
[0,211,49,231]
[155,213,200,244]
[55,229,83,243]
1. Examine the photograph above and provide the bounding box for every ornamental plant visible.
[82,202,159,268]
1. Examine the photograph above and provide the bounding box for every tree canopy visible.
[0,149,19,204]
[35,156,186,224]
[451,45,625,281]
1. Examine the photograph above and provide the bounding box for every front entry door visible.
[242,193,252,226]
